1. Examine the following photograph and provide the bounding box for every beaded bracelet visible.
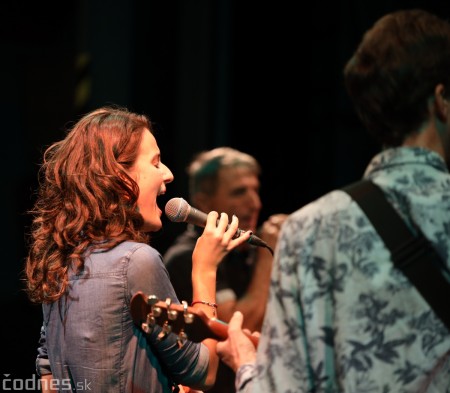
[191,300,218,316]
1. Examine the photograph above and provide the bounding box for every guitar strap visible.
[342,179,450,331]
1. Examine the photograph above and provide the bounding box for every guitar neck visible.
[130,291,259,347]
[204,317,259,347]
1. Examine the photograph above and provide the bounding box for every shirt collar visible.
[364,146,448,177]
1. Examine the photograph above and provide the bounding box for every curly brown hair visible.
[25,106,153,303]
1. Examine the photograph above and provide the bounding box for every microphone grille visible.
[165,198,190,222]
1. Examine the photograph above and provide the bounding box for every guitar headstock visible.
[130,291,259,348]
[130,291,229,346]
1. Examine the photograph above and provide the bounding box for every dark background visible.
[3,0,450,388]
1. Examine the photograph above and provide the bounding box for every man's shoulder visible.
[290,189,354,222]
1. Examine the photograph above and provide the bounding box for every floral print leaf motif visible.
[307,256,327,283]
[354,293,391,326]
[412,170,436,190]
[329,263,347,292]
[373,333,416,364]
[319,326,335,347]
[337,222,380,278]
[273,285,296,305]
[393,360,421,385]
[266,342,286,361]
[346,338,376,372]
[410,310,449,353]
[311,361,330,390]
[285,317,301,342]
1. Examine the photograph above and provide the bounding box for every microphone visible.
[165,197,269,249]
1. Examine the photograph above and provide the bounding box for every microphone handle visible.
[188,206,272,253]
[188,206,209,227]
[189,206,244,237]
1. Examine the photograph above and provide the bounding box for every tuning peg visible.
[168,309,178,320]
[147,294,159,305]
[182,300,194,324]
[177,330,188,348]
[147,295,162,317]
[157,320,172,341]
[141,308,157,335]
[141,322,152,334]
[165,297,178,321]
[141,314,155,334]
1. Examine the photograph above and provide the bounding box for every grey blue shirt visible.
[237,147,450,392]
[36,241,209,392]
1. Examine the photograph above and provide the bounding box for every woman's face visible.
[127,129,174,232]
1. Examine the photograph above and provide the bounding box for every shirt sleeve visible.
[36,323,52,376]
[127,244,209,386]
[127,244,179,302]
[236,363,257,392]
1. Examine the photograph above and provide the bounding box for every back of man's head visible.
[344,8,450,147]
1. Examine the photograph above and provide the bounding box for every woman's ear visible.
[434,83,449,122]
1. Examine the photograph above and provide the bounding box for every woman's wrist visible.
[191,269,217,318]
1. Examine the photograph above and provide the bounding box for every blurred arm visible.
[217,214,288,331]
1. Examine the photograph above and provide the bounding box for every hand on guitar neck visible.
[130,291,259,348]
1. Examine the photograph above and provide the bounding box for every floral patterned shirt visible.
[237,147,450,393]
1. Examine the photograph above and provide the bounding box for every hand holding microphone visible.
[165,197,272,252]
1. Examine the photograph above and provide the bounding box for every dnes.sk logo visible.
[2,374,91,391]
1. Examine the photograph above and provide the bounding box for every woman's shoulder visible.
[123,241,178,303]
[117,240,162,263]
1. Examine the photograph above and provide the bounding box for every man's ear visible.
[434,83,449,122]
